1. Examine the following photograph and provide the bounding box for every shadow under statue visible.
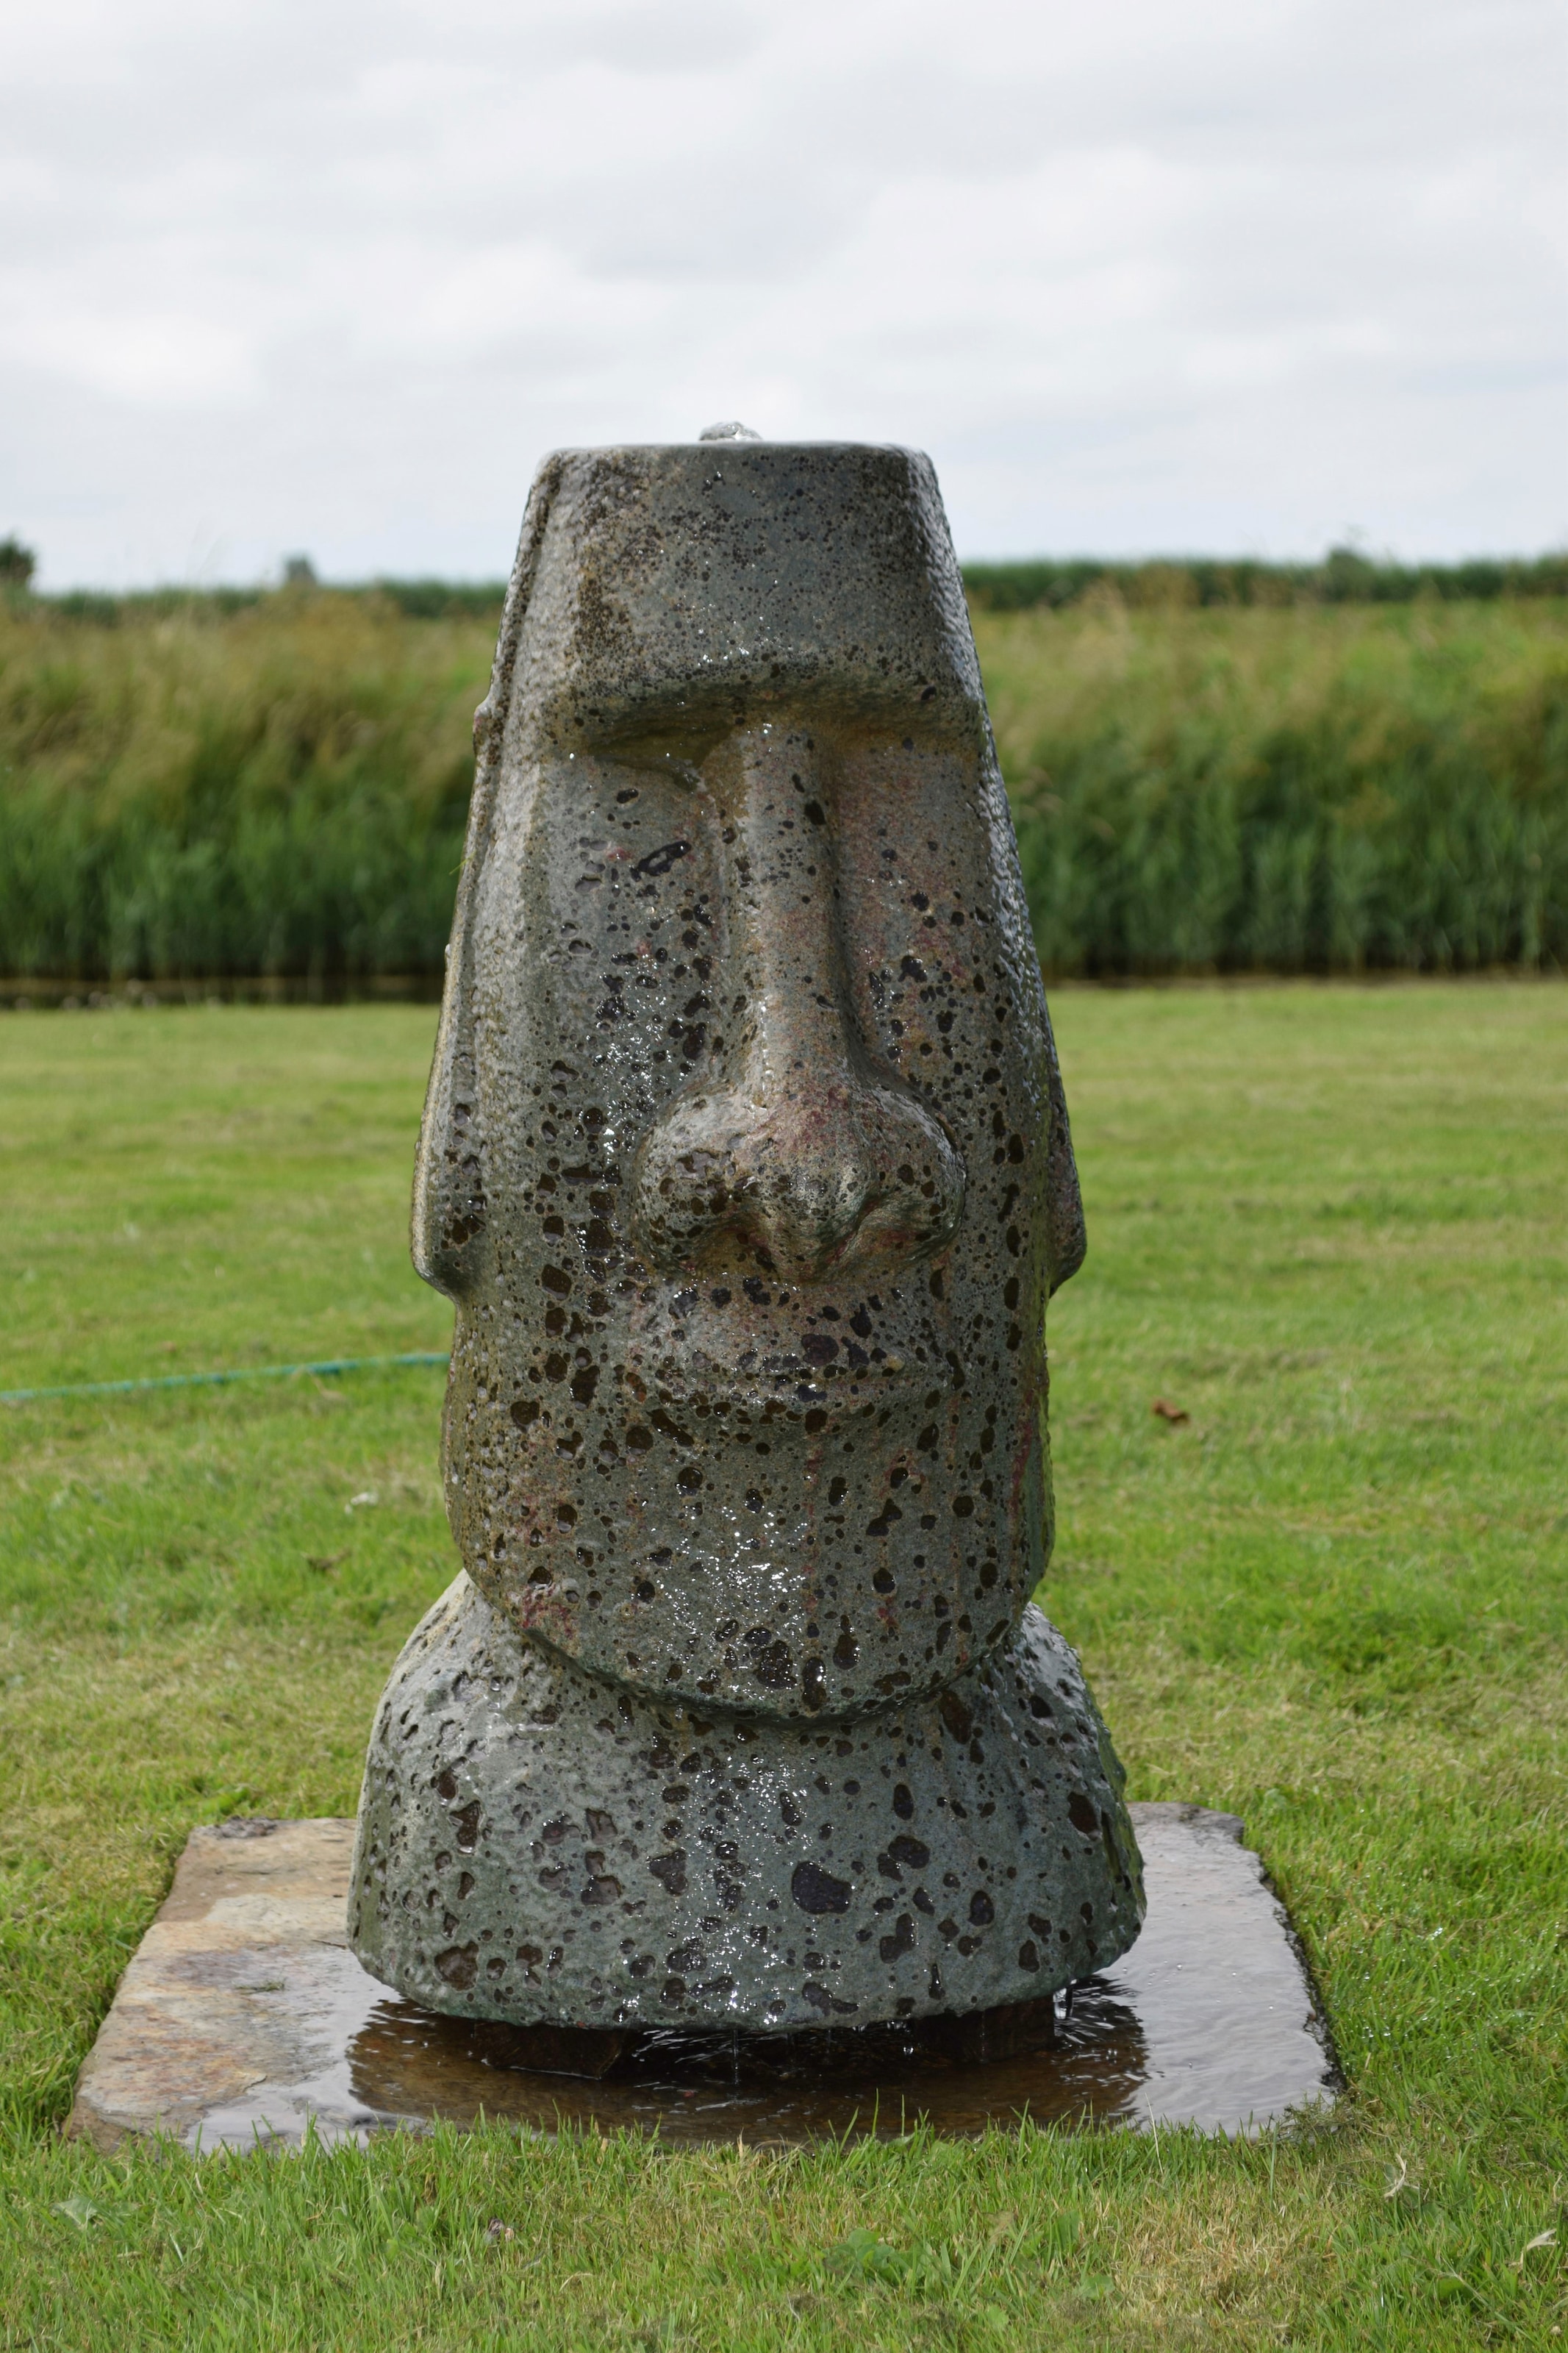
[348,425,1145,2049]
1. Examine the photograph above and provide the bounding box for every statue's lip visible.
[623,1357,952,1421]
[623,1282,964,1416]
[469,1329,967,1425]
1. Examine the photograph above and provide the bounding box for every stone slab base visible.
[67,1805,1337,2151]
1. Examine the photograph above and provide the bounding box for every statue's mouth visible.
[624,1278,968,1420]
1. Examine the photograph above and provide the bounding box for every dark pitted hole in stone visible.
[802,1982,858,2017]
[892,1782,914,1820]
[938,1690,973,1743]
[878,1913,916,1960]
[742,1629,793,1687]
[790,1862,852,1914]
[632,840,690,879]
[1067,1791,1099,1837]
[649,1852,687,1895]
[434,1944,478,1989]
[969,1890,995,1926]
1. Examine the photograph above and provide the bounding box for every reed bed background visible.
[1,581,1564,983]
[0,593,482,988]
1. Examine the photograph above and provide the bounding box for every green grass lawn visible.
[0,987,1564,2350]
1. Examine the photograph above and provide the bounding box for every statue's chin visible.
[466,1506,1031,1726]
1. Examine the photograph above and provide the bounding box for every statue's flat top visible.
[68,1806,1337,2152]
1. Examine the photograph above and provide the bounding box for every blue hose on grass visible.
[0,1352,451,1406]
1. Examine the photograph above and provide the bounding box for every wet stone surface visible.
[349,1575,1143,2031]
[68,1809,1338,2151]
[352,432,1142,2029]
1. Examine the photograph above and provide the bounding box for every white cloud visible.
[0,0,1561,584]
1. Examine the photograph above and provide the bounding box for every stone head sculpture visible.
[350,432,1142,2039]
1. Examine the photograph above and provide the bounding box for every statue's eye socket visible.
[587,726,724,783]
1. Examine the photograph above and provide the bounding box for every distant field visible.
[1,591,1563,984]
[0,985,1564,2348]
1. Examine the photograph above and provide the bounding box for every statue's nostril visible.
[632,1079,964,1282]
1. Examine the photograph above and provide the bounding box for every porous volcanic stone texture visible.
[351,434,1143,2030]
[349,1574,1142,2031]
[411,440,1084,1721]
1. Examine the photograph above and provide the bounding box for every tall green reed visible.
[978,596,1567,974]
[0,593,482,983]
[1,588,1563,979]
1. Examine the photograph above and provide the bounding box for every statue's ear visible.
[1042,1013,1086,1296]
[411,460,562,1300]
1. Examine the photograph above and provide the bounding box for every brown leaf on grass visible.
[305,1552,348,1574]
[1151,1399,1190,1425]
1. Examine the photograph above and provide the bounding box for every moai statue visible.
[348,430,1144,2043]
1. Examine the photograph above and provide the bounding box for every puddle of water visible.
[342,1980,1151,2142]
[178,1804,1336,2149]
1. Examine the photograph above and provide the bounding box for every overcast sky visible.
[3,0,1564,587]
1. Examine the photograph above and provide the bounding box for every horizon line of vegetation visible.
[3,536,1567,621]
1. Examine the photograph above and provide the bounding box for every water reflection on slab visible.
[346,1979,1153,2143]
[70,1802,1339,2152]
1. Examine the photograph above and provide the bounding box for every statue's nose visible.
[631,731,964,1284]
